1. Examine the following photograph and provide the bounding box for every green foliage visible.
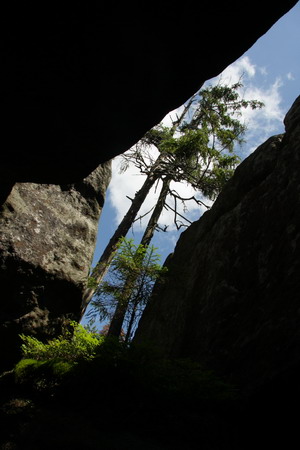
[159,82,263,200]
[86,274,99,290]
[123,80,264,202]
[141,125,174,148]
[19,321,102,363]
[15,322,103,392]
[88,237,167,338]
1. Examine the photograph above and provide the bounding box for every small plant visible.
[19,321,102,363]
[15,322,103,391]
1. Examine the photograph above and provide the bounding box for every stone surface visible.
[0,161,111,368]
[135,96,300,393]
[1,2,297,190]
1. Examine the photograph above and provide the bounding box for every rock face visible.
[1,2,297,191]
[0,161,111,368]
[135,96,300,392]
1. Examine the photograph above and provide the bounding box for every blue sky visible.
[82,3,299,326]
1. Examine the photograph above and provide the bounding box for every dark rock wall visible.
[0,161,111,368]
[135,96,300,392]
[1,2,297,189]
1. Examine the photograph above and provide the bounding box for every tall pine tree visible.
[81,81,263,320]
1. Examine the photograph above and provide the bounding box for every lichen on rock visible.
[0,161,111,369]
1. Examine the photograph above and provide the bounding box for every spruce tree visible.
[81,81,263,319]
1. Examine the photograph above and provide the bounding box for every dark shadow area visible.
[1,341,300,449]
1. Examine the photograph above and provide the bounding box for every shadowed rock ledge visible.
[135,96,300,393]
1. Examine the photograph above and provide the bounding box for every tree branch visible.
[164,201,193,230]
[168,189,211,210]
[133,205,155,224]
[156,224,169,232]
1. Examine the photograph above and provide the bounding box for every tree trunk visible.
[124,298,138,343]
[80,155,166,318]
[106,292,130,339]
[140,177,171,247]
[107,177,171,339]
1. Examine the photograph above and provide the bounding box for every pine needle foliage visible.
[87,237,167,340]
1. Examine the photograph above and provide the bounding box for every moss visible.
[14,358,75,394]
[50,360,75,377]
[14,359,46,382]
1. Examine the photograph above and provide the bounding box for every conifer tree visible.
[87,237,165,341]
[81,81,263,318]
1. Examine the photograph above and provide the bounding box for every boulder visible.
[0,161,111,369]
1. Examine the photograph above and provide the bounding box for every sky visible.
[82,2,300,326]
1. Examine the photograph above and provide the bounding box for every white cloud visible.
[218,56,256,85]
[244,77,283,123]
[259,66,268,76]
[238,76,285,154]
[287,72,295,80]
